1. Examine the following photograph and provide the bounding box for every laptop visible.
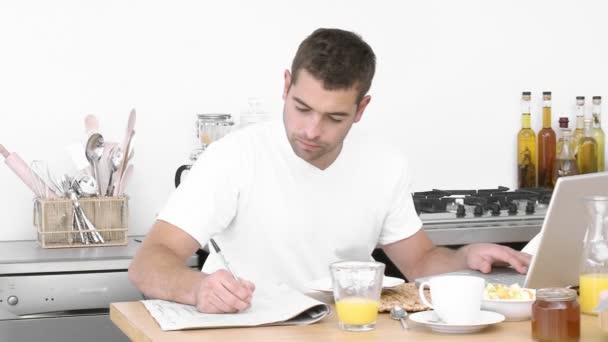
[415,172,608,289]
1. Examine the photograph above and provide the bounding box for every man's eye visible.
[296,106,310,112]
[329,116,343,122]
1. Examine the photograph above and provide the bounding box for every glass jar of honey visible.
[531,288,580,341]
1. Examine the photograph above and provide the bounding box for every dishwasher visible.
[0,237,198,342]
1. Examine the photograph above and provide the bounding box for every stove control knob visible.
[456,204,466,217]
[508,203,518,215]
[7,295,18,306]
[526,200,536,214]
[474,205,484,216]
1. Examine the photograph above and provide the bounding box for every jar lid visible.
[536,288,577,301]
[197,114,233,121]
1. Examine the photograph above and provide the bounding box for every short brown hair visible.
[290,28,376,102]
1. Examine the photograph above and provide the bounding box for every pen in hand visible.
[209,238,240,283]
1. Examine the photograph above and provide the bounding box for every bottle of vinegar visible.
[592,96,605,172]
[578,119,599,174]
[553,117,578,186]
[518,92,537,188]
[573,96,586,170]
[538,92,556,189]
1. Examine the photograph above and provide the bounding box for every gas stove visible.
[414,187,551,245]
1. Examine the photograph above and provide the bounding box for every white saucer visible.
[409,310,505,334]
[304,276,404,293]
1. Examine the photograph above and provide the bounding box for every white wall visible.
[1,0,607,241]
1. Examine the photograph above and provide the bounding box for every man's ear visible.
[354,95,371,123]
[282,69,292,100]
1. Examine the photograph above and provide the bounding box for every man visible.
[129,28,531,314]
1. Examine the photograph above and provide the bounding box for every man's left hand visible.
[461,243,532,274]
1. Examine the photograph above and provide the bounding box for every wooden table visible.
[111,302,606,341]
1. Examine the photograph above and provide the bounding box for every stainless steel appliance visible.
[415,187,551,245]
[0,237,197,342]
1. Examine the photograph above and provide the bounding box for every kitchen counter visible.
[110,301,605,341]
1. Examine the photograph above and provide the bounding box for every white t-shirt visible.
[158,120,422,290]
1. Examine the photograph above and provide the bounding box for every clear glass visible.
[196,114,234,148]
[330,261,385,331]
[579,196,608,315]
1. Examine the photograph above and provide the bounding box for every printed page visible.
[142,283,330,331]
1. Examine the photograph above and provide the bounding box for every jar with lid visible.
[196,114,234,148]
[531,287,580,341]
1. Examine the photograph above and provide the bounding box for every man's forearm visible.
[129,243,206,305]
[412,245,470,278]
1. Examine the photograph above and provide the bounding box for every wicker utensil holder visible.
[34,197,129,248]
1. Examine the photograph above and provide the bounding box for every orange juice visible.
[580,273,608,314]
[335,297,379,325]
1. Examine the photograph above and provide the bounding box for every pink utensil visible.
[1,144,58,198]
[116,109,136,189]
[117,164,133,196]
[84,114,99,137]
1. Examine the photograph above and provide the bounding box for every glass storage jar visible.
[196,114,234,148]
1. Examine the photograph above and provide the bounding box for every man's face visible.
[282,69,371,169]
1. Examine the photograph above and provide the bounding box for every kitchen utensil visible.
[74,173,98,197]
[106,146,123,196]
[118,109,136,179]
[84,114,99,137]
[30,160,64,198]
[1,144,58,198]
[67,187,104,244]
[390,306,409,330]
[117,164,133,196]
[85,133,105,196]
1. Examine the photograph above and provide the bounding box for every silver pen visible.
[209,238,240,282]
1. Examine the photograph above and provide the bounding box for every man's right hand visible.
[194,270,256,313]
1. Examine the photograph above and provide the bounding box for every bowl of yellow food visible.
[481,283,536,321]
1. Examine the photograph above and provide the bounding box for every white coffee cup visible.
[418,275,485,324]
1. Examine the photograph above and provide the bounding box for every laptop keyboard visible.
[414,268,525,287]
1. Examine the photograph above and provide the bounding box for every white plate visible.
[305,276,404,293]
[409,310,505,334]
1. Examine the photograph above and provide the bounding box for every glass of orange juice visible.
[330,261,385,331]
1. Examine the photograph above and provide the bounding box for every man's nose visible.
[303,114,322,140]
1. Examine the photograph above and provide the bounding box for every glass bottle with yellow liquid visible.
[552,117,578,186]
[579,196,608,315]
[518,91,537,188]
[573,96,586,169]
[592,96,605,172]
[537,92,556,189]
[578,119,598,174]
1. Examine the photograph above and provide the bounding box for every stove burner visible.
[412,186,552,218]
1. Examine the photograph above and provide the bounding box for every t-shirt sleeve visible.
[377,157,423,245]
[156,137,241,247]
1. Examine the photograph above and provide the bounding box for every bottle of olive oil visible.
[553,117,578,186]
[592,96,605,172]
[573,96,586,170]
[537,91,556,189]
[578,119,599,174]
[518,92,537,188]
